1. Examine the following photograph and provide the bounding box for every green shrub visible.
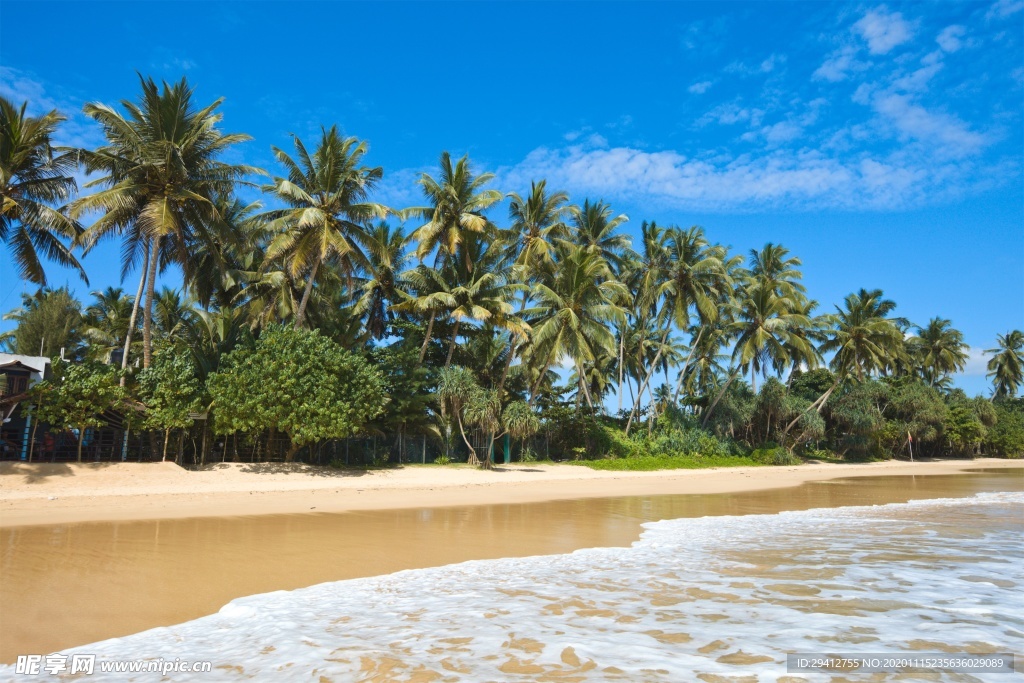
[434,454,452,465]
[751,446,801,466]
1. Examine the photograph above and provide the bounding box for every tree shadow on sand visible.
[190,462,372,478]
[0,461,124,484]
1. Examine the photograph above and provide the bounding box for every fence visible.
[1,421,554,466]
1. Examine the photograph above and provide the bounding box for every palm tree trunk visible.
[418,310,436,363]
[162,428,170,462]
[528,345,558,406]
[120,244,149,386]
[673,328,704,403]
[485,338,519,466]
[702,370,739,428]
[456,410,477,465]
[294,257,321,329]
[618,329,625,414]
[626,326,671,434]
[577,361,595,410]
[781,376,841,446]
[77,426,84,463]
[445,319,461,369]
[142,234,161,369]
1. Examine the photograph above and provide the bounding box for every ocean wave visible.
[6,492,1022,682]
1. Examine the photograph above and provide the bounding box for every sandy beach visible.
[1,458,1019,527]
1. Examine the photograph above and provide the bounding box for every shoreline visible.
[1,458,1019,528]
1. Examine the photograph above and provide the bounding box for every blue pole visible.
[20,414,31,461]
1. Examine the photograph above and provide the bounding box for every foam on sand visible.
[5,492,1021,681]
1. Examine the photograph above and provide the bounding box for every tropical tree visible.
[353,222,410,339]
[261,125,388,328]
[729,284,812,392]
[986,330,1024,399]
[0,287,84,359]
[0,96,85,285]
[528,244,628,409]
[908,317,968,387]
[82,287,135,363]
[407,151,502,271]
[564,199,632,273]
[502,180,569,274]
[72,76,257,368]
[208,325,387,461]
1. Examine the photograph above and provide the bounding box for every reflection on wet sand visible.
[1,468,1020,662]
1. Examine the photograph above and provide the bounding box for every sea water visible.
[5,492,1021,681]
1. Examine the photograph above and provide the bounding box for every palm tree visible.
[407,151,502,271]
[626,225,733,433]
[821,288,905,381]
[986,330,1024,398]
[0,96,85,285]
[749,242,805,300]
[527,244,628,409]
[502,180,569,275]
[353,222,410,339]
[780,288,905,443]
[563,199,632,273]
[261,125,388,329]
[73,76,256,368]
[82,287,135,363]
[909,317,968,387]
[729,284,812,392]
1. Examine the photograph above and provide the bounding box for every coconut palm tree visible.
[82,287,135,362]
[502,180,570,275]
[527,244,628,409]
[749,242,805,300]
[780,288,905,444]
[821,288,905,381]
[0,96,85,285]
[563,199,632,273]
[626,225,734,433]
[406,151,502,271]
[261,125,388,329]
[909,317,968,387]
[72,76,257,368]
[729,283,812,392]
[985,330,1024,399]
[353,222,410,339]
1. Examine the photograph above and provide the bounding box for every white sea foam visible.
[6,492,1022,681]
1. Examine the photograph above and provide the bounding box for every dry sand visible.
[1,458,1019,527]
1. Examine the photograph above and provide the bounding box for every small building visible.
[1,354,51,460]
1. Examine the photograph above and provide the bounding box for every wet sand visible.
[1,458,1018,527]
[1,467,1020,663]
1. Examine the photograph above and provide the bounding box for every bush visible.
[434,454,452,465]
[987,401,1024,458]
[751,447,801,466]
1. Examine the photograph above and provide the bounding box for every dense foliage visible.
[3,80,1021,466]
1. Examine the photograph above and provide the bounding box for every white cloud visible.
[495,141,995,212]
[688,80,713,94]
[962,347,990,376]
[936,25,966,53]
[813,46,869,82]
[697,102,764,127]
[986,0,1024,20]
[854,6,914,55]
[871,93,988,157]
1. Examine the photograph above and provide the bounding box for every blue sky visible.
[1,0,1022,395]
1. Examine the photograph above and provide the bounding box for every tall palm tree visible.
[563,199,632,273]
[749,242,805,300]
[729,283,812,392]
[821,288,905,381]
[909,317,968,387]
[527,244,628,409]
[72,76,256,368]
[353,222,410,339]
[780,287,905,443]
[0,97,85,285]
[82,286,135,362]
[986,330,1024,399]
[261,125,388,329]
[626,225,734,433]
[406,151,502,271]
[502,180,570,275]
